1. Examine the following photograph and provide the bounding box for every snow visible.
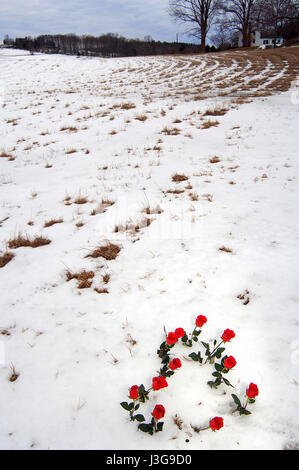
[0,48,298,450]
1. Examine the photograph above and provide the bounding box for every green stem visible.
[205,340,224,364]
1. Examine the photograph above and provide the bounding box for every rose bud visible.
[196,315,207,328]
[129,385,139,400]
[166,332,178,345]
[152,376,168,391]
[221,329,235,343]
[223,355,237,370]
[209,417,224,431]
[152,404,165,420]
[174,328,185,338]
[246,383,259,399]
[169,358,182,371]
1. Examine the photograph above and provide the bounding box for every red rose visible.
[166,332,178,345]
[152,404,165,420]
[221,329,235,343]
[196,315,207,328]
[175,328,185,338]
[223,355,237,370]
[129,385,139,400]
[209,417,224,431]
[169,358,182,370]
[152,376,168,391]
[246,383,259,399]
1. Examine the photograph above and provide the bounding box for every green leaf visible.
[193,336,198,342]
[215,348,225,359]
[181,334,188,343]
[193,330,201,336]
[138,423,151,433]
[214,363,223,372]
[249,399,256,404]
[135,404,140,411]
[162,354,170,364]
[157,422,164,432]
[166,370,175,377]
[231,394,241,407]
[223,377,233,387]
[189,352,199,362]
[135,414,145,422]
[201,341,209,349]
[207,380,218,389]
[120,402,130,411]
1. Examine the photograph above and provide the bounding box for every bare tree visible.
[168,0,222,52]
[257,0,299,43]
[219,0,262,47]
[211,22,235,49]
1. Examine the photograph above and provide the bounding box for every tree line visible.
[4,33,211,57]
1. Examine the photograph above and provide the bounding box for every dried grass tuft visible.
[8,234,51,249]
[44,218,63,228]
[0,252,15,268]
[66,269,95,289]
[86,242,121,261]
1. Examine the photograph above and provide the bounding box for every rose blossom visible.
[169,358,182,371]
[166,332,178,345]
[129,385,139,400]
[196,315,207,328]
[223,356,237,370]
[221,329,235,343]
[246,383,259,399]
[152,376,168,391]
[152,404,165,420]
[174,328,185,338]
[209,417,224,431]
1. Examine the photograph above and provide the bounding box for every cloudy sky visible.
[0,0,194,43]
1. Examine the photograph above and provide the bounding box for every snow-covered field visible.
[0,46,299,450]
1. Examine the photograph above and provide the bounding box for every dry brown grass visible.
[0,151,14,159]
[167,189,185,194]
[8,234,51,249]
[0,252,15,268]
[60,126,78,132]
[219,246,233,253]
[85,242,121,261]
[119,102,136,110]
[201,120,219,129]
[172,173,189,183]
[74,196,88,205]
[44,218,63,228]
[135,114,148,122]
[210,156,221,164]
[102,273,110,284]
[204,108,227,117]
[101,198,115,207]
[189,192,199,201]
[161,126,180,135]
[94,288,109,294]
[9,364,19,383]
[66,269,94,289]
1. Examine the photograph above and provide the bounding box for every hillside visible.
[0,46,299,450]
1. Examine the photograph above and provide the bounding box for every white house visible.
[237,30,285,48]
